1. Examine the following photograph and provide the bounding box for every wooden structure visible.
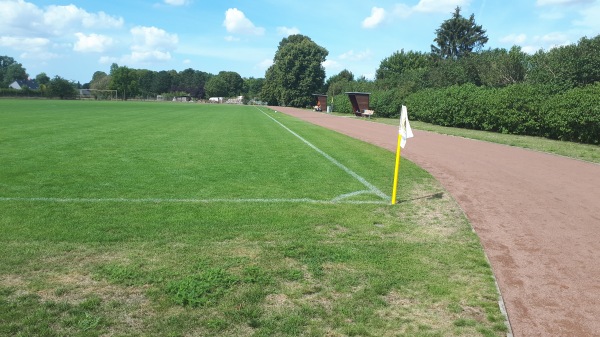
[312,94,327,112]
[346,92,371,116]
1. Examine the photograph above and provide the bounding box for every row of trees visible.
[89,64,265,101]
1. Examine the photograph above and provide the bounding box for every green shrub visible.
[405,82,599,144]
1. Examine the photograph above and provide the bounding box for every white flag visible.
[399,105,413,148]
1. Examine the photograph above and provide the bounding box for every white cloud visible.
[362,7,386,29]
[537,0,593,6]
[164,0,190,5]
[391,4,413,18]
[362,0,471,28]
[99,56,118,64]
[0,36,50,51]
[73,33,113,53]
[129,50,172,63]
[43,4,123,35]
[131,26,178,51]
[322,59,342,73]
[540,32,571,45]
[277,26,300,36]
[500,33,528,45]
[223,8,265,36]
[339,49,373,61]
[126,26,178,63]
[257,58,273,70]
[413,0,471,13]
[0,0,44,36]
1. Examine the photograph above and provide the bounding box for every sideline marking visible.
[256,107,389,200]
[0,197,387,205]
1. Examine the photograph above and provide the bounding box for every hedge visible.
[403,83,599,145]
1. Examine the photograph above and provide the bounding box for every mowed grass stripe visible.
[255,106,388,200]
[0,101,378,202]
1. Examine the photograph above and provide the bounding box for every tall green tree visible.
[205,75,229,97]
[152,70,174,95]
[527,35,600,91]
[262,34,328,107]
[243,77,265,100]
[376,50,431,90]
[47,76,77,99]
[431,7,488,60]
[0,56,28,87]
[474,46,528,88]
[35,72,50,86]
[109,65,138,100]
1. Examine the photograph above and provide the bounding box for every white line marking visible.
[255,107,389,200]
[0,197,387,205]
[331,190,373,202]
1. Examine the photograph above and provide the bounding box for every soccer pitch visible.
[1,101,390,204]
[0,100,507,336]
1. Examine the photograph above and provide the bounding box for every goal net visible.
[79,89,118,100]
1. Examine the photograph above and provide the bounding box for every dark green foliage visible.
[542,83,600,143]
[0,88,44,98]
[527,35,600,91]
[405,83,600,144]
[262,34,328,107]
[431,7,488,60]
[205,71,244,98]
[376,50,432,90]
[47,76,77,99]
[109,64,138,100]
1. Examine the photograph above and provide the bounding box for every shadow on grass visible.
[395,192,444,204]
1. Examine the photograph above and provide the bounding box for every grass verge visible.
[337,112,600,164]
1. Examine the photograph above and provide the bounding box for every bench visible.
[362,109,374,118]
[354,109,374,118]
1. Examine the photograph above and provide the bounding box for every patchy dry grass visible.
[0,101,507,336]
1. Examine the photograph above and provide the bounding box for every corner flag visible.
[391,105,413,204]
[399,105,414,148]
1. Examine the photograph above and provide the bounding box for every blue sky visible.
[1,0,599,84]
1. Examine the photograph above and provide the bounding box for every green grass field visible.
[0,100,507,336]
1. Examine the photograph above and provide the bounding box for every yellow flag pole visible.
[391,132,403,205]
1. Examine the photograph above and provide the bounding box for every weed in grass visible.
[167,268,239,307]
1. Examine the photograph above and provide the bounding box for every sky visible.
[1,0,599,84]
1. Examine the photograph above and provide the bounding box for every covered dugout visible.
[346,92,373,117]
[312,94,327,112]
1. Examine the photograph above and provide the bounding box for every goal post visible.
[79,89,118,100]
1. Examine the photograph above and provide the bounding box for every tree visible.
[173,68,211,99]
[527,35,600,91]
[109,65,138,100]
[152,70,174,95]
[1,58,28,87]
[205,71,244,98]
[262,34,328,107]
[474,47,528,88]
[431,7,488,60]
[47,76,77,99]
[243,77,265,100]
[376,50,431,90]
[36,72,50,86]
[90,71,110,91]
[325,69,354,92]
[205,75,229,97]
